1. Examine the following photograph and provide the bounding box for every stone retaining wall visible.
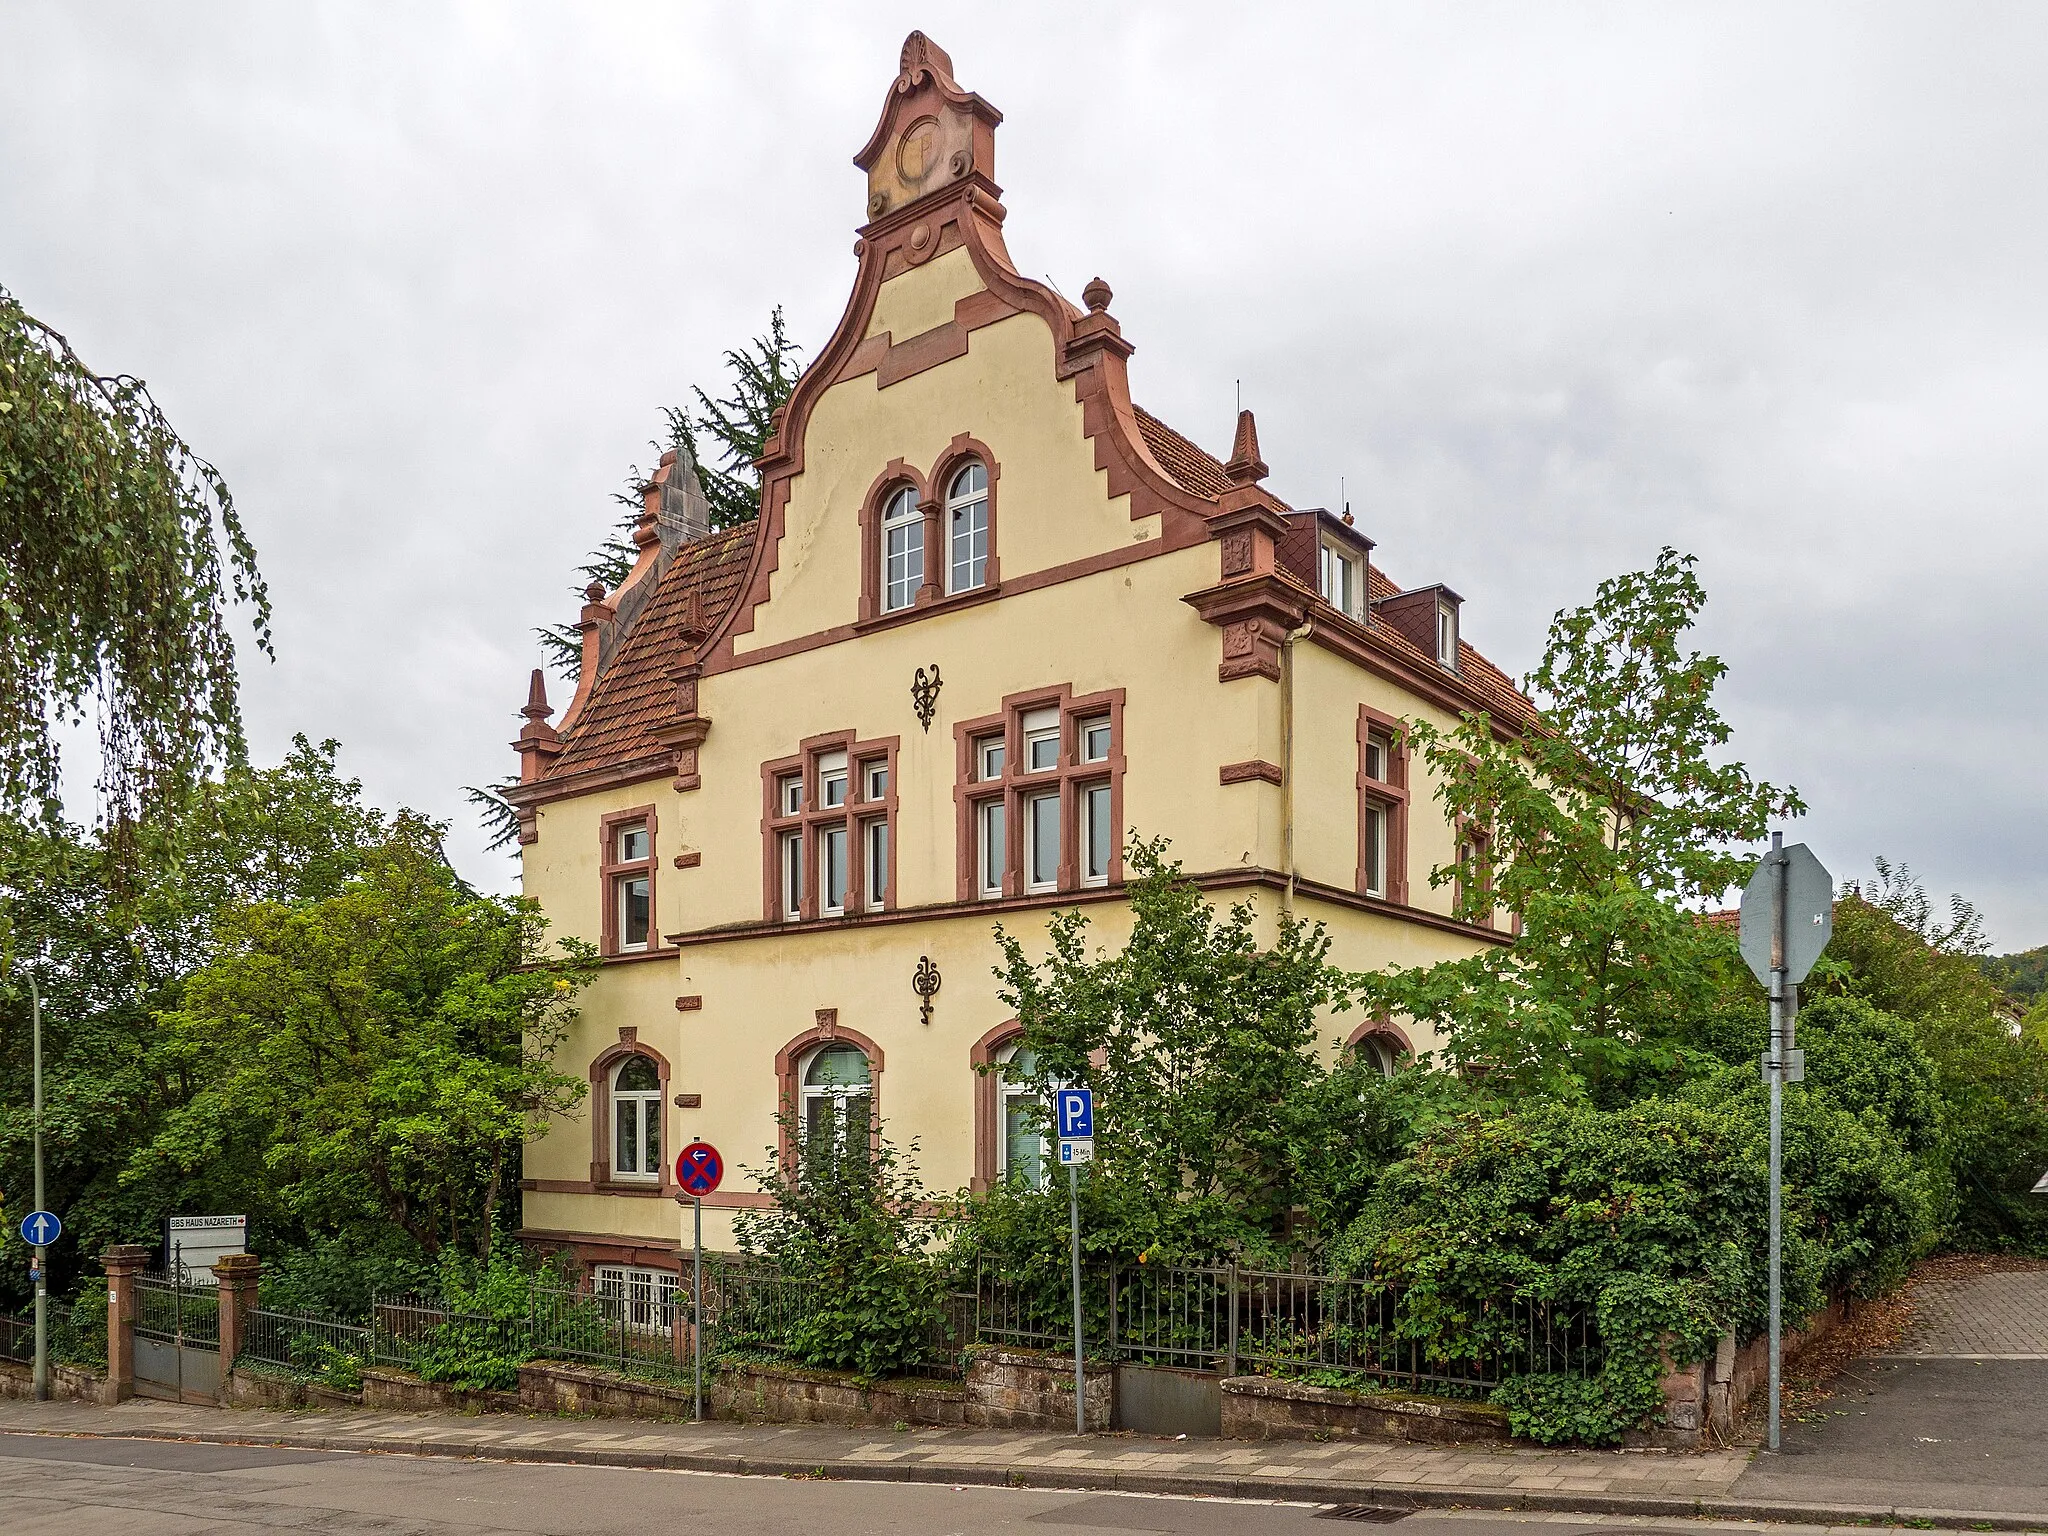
[0,1360,113,1405]
[516,1347,1111,1431]
[1654,1296,1849,1448]
[1219,1375,1511,1444]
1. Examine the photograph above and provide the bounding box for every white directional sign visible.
[18,1211,60,1247]
[2033,1169,2048,1195]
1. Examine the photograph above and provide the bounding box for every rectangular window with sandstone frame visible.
[762,733,899,922]
[954,686,1126,903]
[599,809,657,956]
[1357,709,1409,905]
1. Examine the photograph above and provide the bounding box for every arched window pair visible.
[880,461,988,613]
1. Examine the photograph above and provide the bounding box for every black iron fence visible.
[973,1263,1603,1398]
[135,1272,220,1350]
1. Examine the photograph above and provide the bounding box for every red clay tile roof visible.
[1135,406,1255,501]
[544,523,758,780]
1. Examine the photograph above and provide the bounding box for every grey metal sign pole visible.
[31,973,46,1403]
[693,1196,704,1423]
[1068,1160,1085,1435]
[1739,835,1831,1456]
[1766,833,1785,1453]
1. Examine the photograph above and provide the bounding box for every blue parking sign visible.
[1055,1087,1093,1140]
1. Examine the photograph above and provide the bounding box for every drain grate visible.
[1314,1506,1412,1523]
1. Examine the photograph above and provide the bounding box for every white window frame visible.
[779,830,802,919]
[995,1043,1050,1190]
[977,797,1007,899]
[1080,782,1113,888]
[818,822,849,915]
[881,486,923,612]
[977,734,1005,782]
[1436,602,1458,669]
[818,750,848,809]
[799,1043,872,1152]
[862,817,889,912]
[610,1056,662,1183]
[1079,716,1111,764]
[616,824,650,863]
[1025,789,1060,893]
[617,872,651,952]
[1363,800,1389,898]
[777,773,803,817]
[1319,540,1361,621]
[1021,706,1060,774]
[946,461,989,595]
[594,1264,679,1335]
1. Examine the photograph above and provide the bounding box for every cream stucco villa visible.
[498,34,1533,1304]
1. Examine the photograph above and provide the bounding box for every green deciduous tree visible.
[1360,548,1801,1100]
[984,839,1355,1266]
[0,738,390,1295]
[0,287,270,838]
[131,814,594,1264]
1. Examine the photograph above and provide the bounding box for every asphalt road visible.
[1734,1357,2048,1516]
[0,1432,1822,1536]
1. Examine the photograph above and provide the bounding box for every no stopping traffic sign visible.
[675,1141,724,1198]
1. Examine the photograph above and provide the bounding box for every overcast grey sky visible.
[3,3,2043,947]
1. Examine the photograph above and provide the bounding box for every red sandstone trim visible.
[597,805,658,959]
[586,1035,673,1196]
[950,683,1125,903]
[1220,759,1283,787]
[968,1018,1025,1194]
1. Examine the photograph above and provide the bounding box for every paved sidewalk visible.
[1894,1268,2048,1358]
[0,1396,2040,1530]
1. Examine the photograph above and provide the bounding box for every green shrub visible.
[732,1110,948,1381]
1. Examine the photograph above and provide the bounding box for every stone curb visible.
[3,1424,2044,1531]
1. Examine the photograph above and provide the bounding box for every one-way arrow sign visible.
[18,1210,60,1247]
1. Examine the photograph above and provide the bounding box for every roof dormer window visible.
[1318,539,1363,622]
[1436,601,1459,670]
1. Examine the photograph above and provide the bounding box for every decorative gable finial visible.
[522,667,553,724]
[513,667,562,785]
[1224,408,1269,486]
[900,30,955,83]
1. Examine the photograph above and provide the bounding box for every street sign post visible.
[674,1141,724,1422]
[1054,1087,1094,1435]
[1739,834,1833,1454]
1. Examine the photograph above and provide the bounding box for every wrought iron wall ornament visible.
[913,955,942,1026]
[911,663,943,731]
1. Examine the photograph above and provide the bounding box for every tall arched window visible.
[996,1043,1048,1189]
[1353,1033,1398,1078]
[945,461,988,594]
[800,1043,872,1151]
[881,486,923,612]
[611,1055,662,1180]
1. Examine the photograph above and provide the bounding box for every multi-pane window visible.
[1357,712,1408,904]
[601,812,655,955]
[947,462,989,594]
[1319,540,1362,621]
[881,486,923,612]
[957,689,1123,901]
[764,736,896,921]
[594,1264,678,1334]
[1456,824,1494,929]
[996,1044,1048,1190]
[800,1044,872,1152]
[610,1055,661,1181]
